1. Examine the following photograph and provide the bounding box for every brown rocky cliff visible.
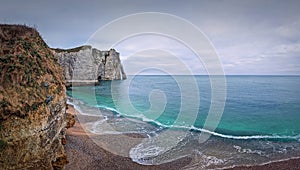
[0,24,68,169]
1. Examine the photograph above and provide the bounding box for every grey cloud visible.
[1,0,300,74]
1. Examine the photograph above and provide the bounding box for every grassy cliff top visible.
[51,45,92,53]
[0,24,65,120]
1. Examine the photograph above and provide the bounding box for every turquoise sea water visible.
[68,75,300,169]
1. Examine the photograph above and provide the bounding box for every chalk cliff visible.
[53,46,126,87]
[0,25,68,169]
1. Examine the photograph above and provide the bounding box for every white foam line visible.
[70,98,300,141]
[190,126,300,140]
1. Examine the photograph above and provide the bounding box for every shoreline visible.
[64,105,192,170]
[65,105,300,170]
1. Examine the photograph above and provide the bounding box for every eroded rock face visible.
[0,24,67,169]
[53,46,126,86]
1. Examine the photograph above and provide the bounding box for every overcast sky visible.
[1,0,300,75]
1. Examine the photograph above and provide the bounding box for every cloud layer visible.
[1,0,299,75]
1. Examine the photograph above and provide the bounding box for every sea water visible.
[67,75,300,169]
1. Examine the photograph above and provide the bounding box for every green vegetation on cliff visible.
[51,45,92,53]
[0,24,67,169]
[0,24,65,120]
[0,139,7,151]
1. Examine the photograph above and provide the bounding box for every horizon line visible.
[125,74,300,76]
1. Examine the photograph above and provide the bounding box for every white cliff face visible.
[53,46,126,86]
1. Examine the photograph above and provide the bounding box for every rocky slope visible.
[53,46,126,87]
[0,24,68,169]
